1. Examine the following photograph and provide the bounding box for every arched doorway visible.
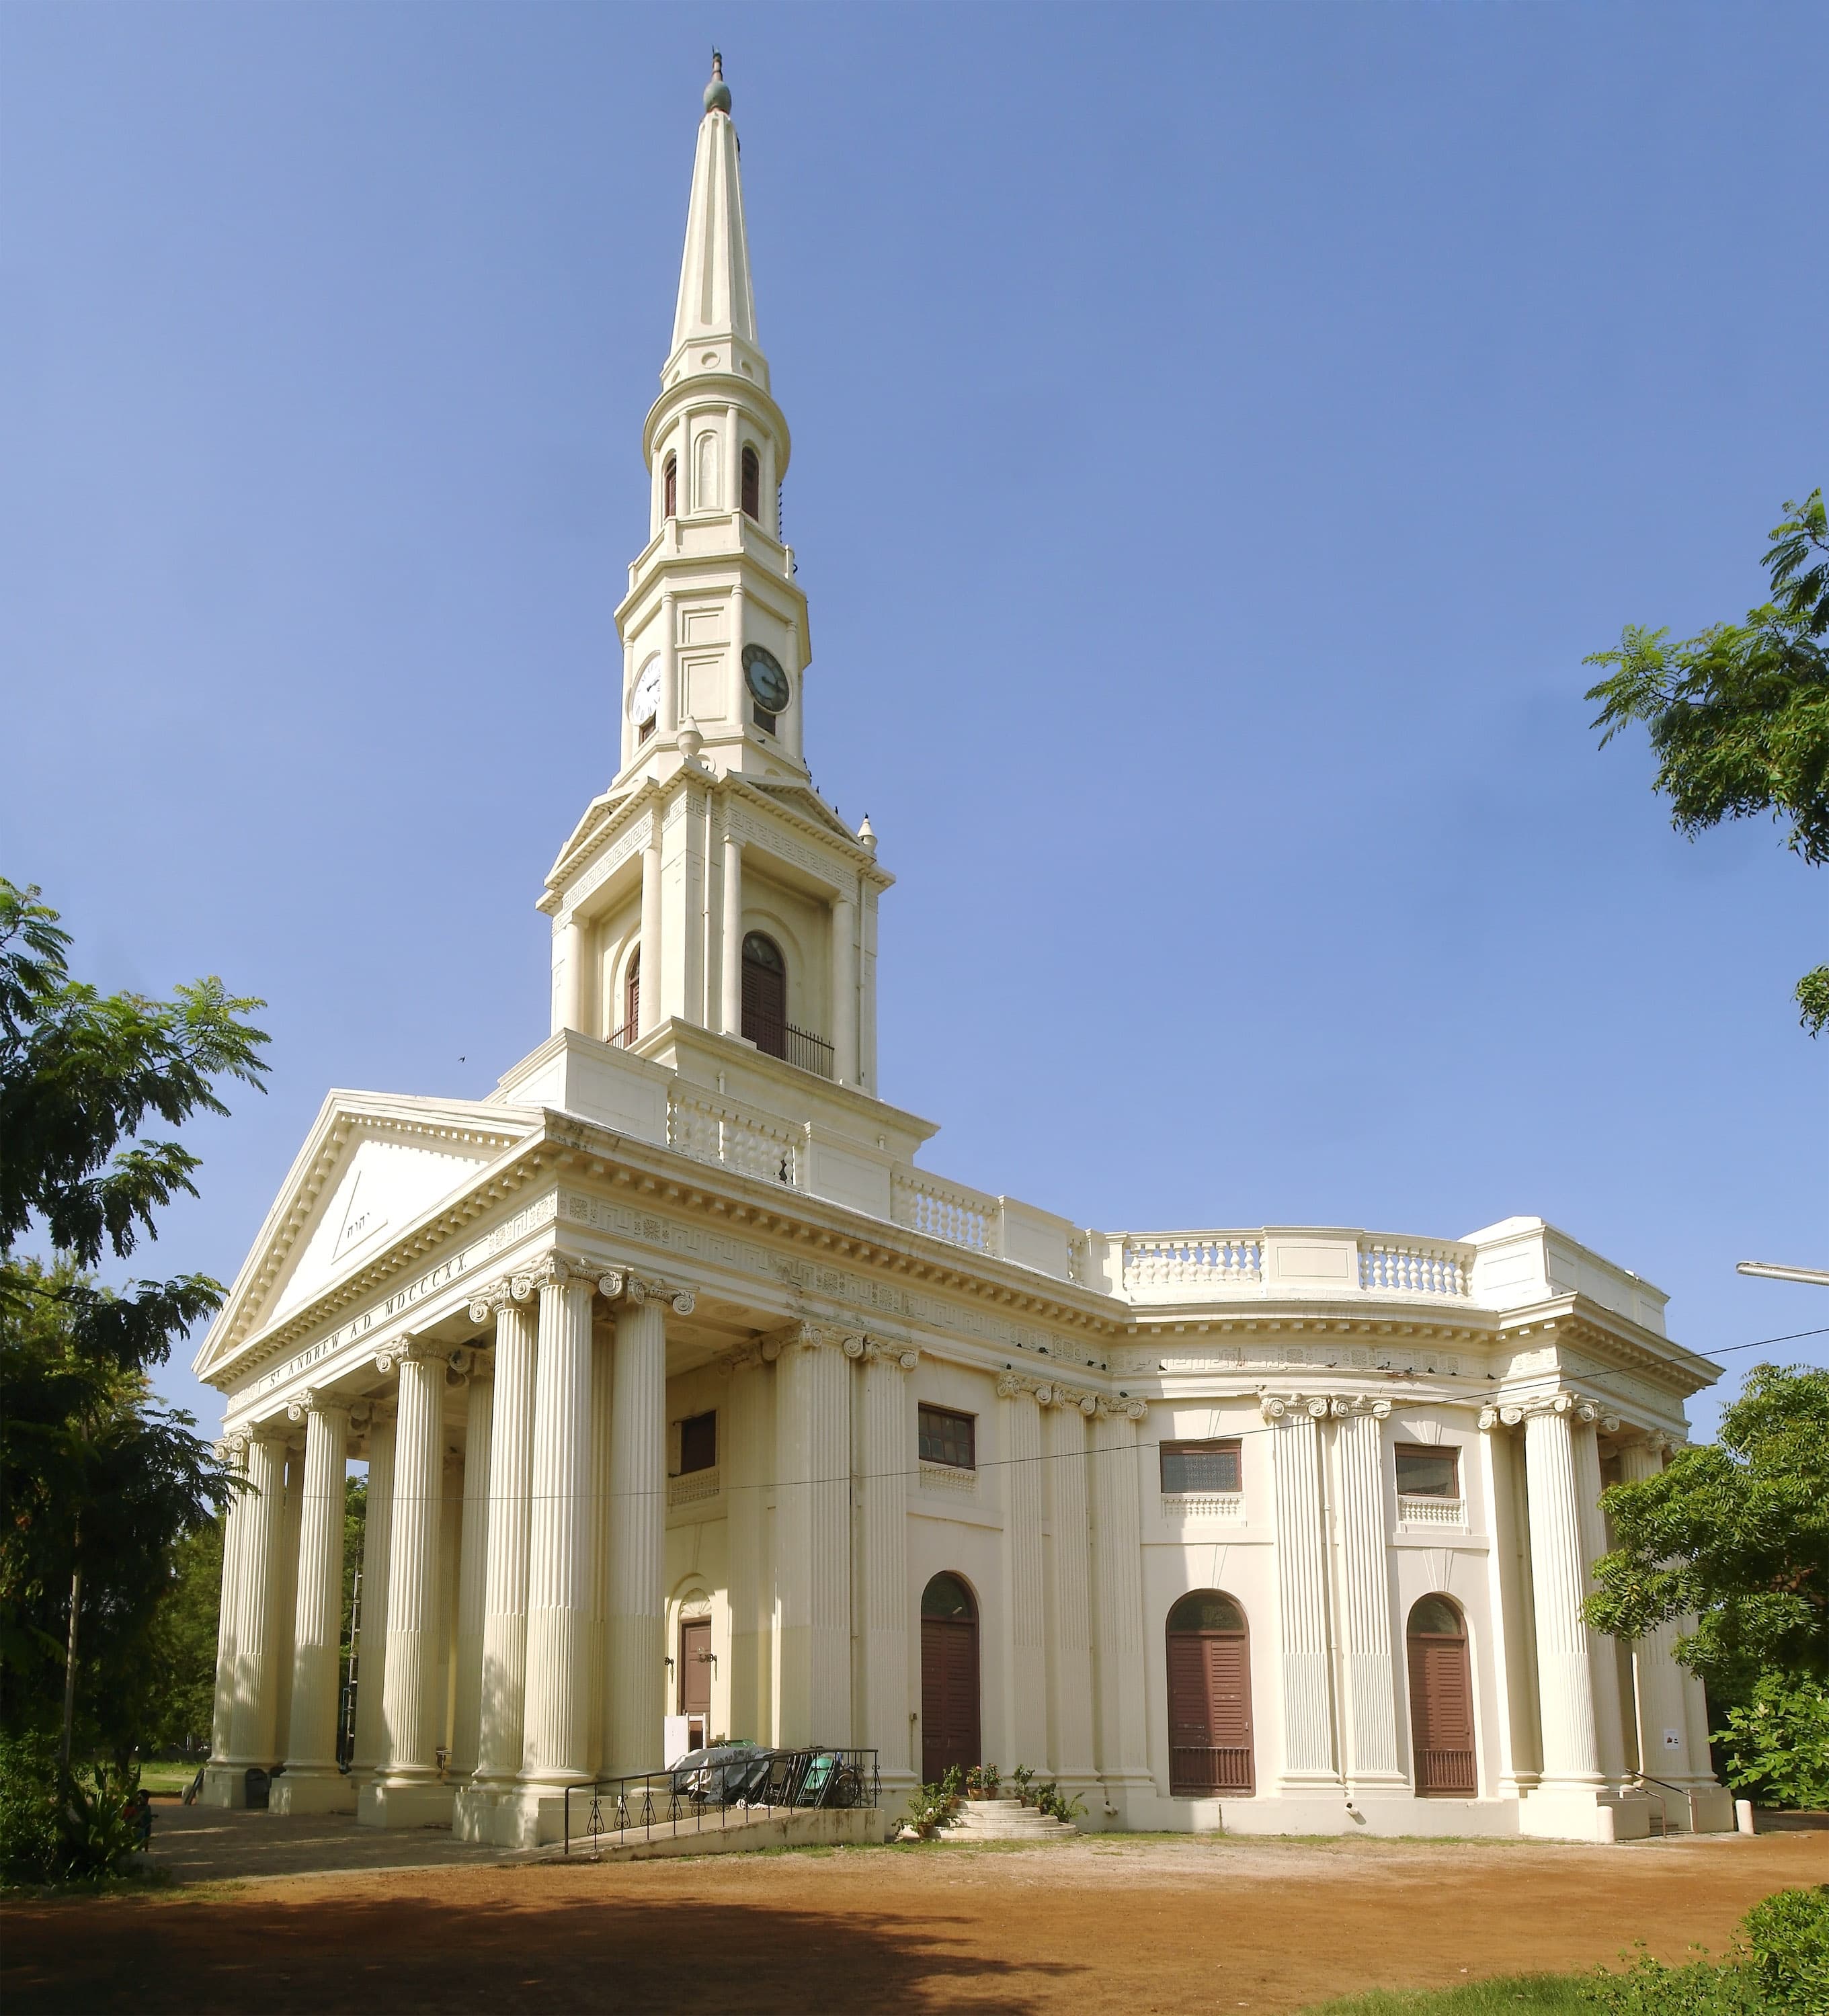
[1166,1591,1254,1794]
[741,933,787,1058]
[920,1572,980,1785]
[1407,1594,1476,1794]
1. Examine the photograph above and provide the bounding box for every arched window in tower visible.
[617,952,639,1048]
[741,932,787,1058]
[663,454,678,519]
[694,430,719,511]
[741,446,760,520]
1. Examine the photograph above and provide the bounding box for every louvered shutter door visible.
[1409,1635,1476,1794]
[1168,1631,1254,1794]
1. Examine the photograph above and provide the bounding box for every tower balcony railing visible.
[743,1011,834,1081]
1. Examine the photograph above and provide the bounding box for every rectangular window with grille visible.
[1395,1443,1459,1497]
[918,1404,975,1471]
[678,1411,717,1475]
[1160,1439,1242,1494]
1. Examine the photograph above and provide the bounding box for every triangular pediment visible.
[192,1090,540,1384]
[750,781,860,845]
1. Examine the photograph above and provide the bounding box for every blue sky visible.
[3,1,1824,1443]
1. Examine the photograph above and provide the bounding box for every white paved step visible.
[941,1796,1077,1842]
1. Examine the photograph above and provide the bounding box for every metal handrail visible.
[563,1747,880,1857]
[1629,1769,1699,1834]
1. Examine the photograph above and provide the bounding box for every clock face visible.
[629,657,661,725]
[743,645,790,714]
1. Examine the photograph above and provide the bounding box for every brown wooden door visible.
[741,935,787,1058]
[680,1618,712,1718]
[1166,1631,1254,1794]
[920,1617,979,1783]
[1408,1602,1475,1794]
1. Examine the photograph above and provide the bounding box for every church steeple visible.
[667,53,766,395]
[615,56,803,786]
[539,59,891,1107]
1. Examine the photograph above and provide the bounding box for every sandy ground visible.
[6,1822,1824,2015]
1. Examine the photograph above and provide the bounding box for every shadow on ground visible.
[1,1880,1078,2016]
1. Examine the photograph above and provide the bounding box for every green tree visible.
[1585,487,1828,1034]
[0,878,268,1764]
[1584,1363,1829,1683]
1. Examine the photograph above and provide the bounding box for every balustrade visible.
[1358,1240,1471,1297]
[891,1170,994,1253]
[667,1087,799,1187]
[1123,1234,1262,1292]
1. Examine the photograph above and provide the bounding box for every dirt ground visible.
[5,1827,1824,2015]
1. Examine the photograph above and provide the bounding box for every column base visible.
[1519,1785,1652,1843]
[1654,1781,1736,1834]
[200,1763,253,1809]
[269,1768,356,1816]
[356,1775,456,1830]
[452,1780,585,1848]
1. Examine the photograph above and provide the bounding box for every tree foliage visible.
[0,879,269,1752]
[1585,489,1828,1033]
[1584,1364,1829,1682]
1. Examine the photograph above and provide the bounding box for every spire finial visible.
[704,49,731,116]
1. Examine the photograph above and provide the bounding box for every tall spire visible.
[667,53,766,392]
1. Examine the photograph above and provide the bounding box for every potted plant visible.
[1011,1764,1036,1806]
[963,1762,1002,1800]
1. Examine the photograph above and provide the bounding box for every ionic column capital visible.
[285,1386,353,1425]
[374,1335,446,1377]
[596,1266,696,1315]
[756,1318,842,1360]
[1029,1380,1098,1416]
[1095,1395,1147,1423]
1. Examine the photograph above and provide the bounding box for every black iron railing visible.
[743,1013,835,1080]
[563,1747,879,1857]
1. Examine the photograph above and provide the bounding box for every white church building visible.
[198,61,1734,1848]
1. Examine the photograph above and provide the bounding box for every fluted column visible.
[1522,1402,1602,1790]
[208,1439,247,1763]
[473,1294,536,1786]
[520,1266,597,1784]
[278,1398,352,1801]
[1570,1411,1628,1786]
[376,1346,446,1787]
[1268,1399,1338,1784]
[725,1351,769,1743]
[448,1368,493,1781]
[1617,1439,1694,1786]
[1000,1378,1047,1772]
[270,1447,304,1767]
[774,1326,851,1747]
[588,1324,615,1776]
[607,1285,673,1774]
[1335,1402,1401,1783]
[862,1343,916,1783]
[1091,1402,1149,1785]
[227,1431,288,1771]
[720,831,743,1037]
[831,893,856,1085]
[350,1414,395,1778]
[1045,1394,1096,1780]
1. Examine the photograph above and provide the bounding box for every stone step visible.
[942,1796,1077,1842]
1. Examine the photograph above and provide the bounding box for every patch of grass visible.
[134,1765,198,1796]
[1301,1976,1590,2016]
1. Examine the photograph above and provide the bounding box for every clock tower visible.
[524,58,922,1179]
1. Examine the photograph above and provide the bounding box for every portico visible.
[194,60,1736,1849]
